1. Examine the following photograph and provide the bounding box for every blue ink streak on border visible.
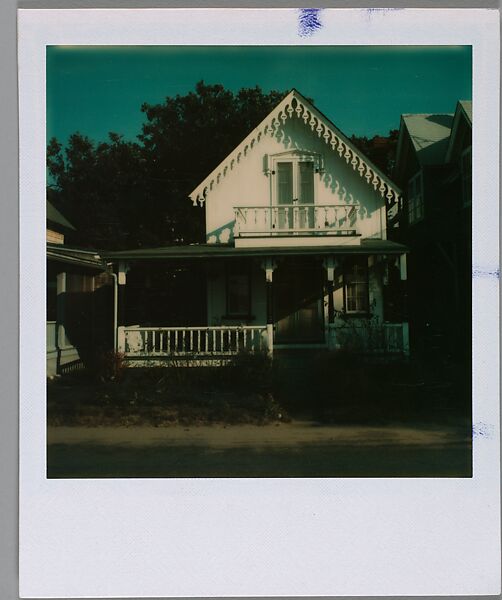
[472,422,494,439]
[364,8,404,21]
[472,267,500,279]
[298,8,323,37]
[365,7,403,14]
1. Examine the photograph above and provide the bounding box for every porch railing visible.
[329,323,408,355]
[122,325,269,357]
[47,321,57,352]
[234,204,357,236]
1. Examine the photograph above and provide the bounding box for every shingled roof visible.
[400,113,454,166]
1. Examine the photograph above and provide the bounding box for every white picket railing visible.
[234,204,357,236]
[47,321,57,352]
[122,325,269,357]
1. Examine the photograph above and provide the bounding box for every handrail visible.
[122,325,269,358]
[235,203,354,209]
[328,322,405,354]
[234,204,358,236]
[124,325,265,331]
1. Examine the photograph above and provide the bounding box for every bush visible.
[92,350,127,382]
[226,351,274,392]
[308,350,390,423]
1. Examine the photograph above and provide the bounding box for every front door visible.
[274,261,324,344]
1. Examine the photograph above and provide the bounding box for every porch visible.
[106,240,410,365]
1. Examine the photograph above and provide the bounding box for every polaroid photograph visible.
[18,7,500,598]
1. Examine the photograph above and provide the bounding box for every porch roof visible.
[47,243,107,270]
[103,239,408,261]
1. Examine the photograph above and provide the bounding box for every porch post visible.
[117,261,128,353]
[323,256,336,349]
[261,258,277,356]
[399,253,407,281]
[399,253,410,357]
[323,256,336,323]
[56,271,67,373]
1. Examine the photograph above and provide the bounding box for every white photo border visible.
[19,8,500,598]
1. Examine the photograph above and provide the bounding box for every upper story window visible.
[461,146,472,207]
[270,151,323,206]
[408,171,424,225]
[276,160,315,205]
[269,152,322,231]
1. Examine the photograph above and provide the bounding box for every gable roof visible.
[445,100,472,161]
[458,100,472,125]
[189,89,401,206]
[400,113,454,166]
[47,200,75,231]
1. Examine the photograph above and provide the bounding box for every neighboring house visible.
[47,200,112,375]
[390,100,472,359]
[105,89,410,363]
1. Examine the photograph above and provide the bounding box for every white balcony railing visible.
[122,325,269,357]
[234,204,357,237]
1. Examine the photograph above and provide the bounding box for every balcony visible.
[234,204,357,239]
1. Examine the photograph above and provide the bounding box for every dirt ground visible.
[47,420,472,478]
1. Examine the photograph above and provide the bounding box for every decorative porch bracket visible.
[261,258,277,356]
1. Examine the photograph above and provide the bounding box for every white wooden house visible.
[47,200,111,375]
[107,90,409,362]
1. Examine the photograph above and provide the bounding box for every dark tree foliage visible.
[47,82,288,250]
[349,130,399,178]
[47,133,145,249]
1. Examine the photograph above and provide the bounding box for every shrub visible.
[308,350,389,423]
[92,350,127,382]
[227,350,274,392]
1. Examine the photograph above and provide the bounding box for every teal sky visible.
[47,45,472,145]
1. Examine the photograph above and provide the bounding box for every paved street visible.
[47,421,472,478]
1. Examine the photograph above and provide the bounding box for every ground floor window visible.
[344,258,369,314]
[226,262,251,318]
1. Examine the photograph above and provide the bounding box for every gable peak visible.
[189,89,400,205]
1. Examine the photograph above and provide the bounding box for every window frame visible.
[407,170,425,225]
[269,151,322,207]
[225,262,252,319]
[343,257,370,316]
